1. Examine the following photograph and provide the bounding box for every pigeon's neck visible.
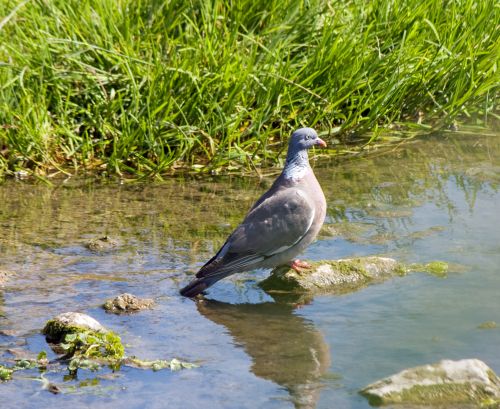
[283,149,310,181]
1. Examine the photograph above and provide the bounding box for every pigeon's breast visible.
[260,169,326,268]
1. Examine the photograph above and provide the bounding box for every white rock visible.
[42,312,107,343]
[53,312,107,333]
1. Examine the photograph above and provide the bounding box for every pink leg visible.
[290,259,312,272]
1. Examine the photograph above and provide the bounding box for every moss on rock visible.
[123,357,198,371]
[42,311,125,370]
[259,257,406,295]
[408,261,449,277]
[61,330,125,361]
[42,312,107,343]
[0,365,13,381]
[259,257,452,301]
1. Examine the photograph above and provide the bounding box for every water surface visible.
[1,128,499,408]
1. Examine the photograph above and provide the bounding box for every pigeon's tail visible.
[180,274,225,298]
[179,278,209,298]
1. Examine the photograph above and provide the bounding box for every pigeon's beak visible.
[316,138,327,148]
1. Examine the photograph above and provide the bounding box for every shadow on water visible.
[197,300,330,409]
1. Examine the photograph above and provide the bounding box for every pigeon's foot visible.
[290,259,312,272]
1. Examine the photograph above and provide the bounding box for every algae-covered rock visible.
[478,321,497,330]
[42,312,107,343]
[123,357,198,371]
[103,293,154,314]
[85,236,119,252]
[41,312,197,376]
[259,257,405,295]
[42,311,124,363]
[0,365,13,381]
[35,312,196,380]
[360,359,500,406]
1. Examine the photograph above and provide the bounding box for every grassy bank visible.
[0,0,498,177]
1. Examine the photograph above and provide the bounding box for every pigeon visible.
[180,127,327,297]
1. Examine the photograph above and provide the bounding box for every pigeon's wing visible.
[195,187,315,279]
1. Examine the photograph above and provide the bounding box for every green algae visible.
[60,330,125,361]
[408,261,449,277]
[0,365,13,381]
[423,261,449,277]
[124,357,198,372]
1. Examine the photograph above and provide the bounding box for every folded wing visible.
[195,188,315,280]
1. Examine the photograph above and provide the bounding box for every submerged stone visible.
[123,357,198,371]
[42,312,107,343]
[319,222,373,242]
[259,257,406,295]
[0,270,13,286]
[360,359,500,406]
[478,321,497,330]
[103,293,155,314]
[85,236,119,252]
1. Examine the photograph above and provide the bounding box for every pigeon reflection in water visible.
[197,300,331,409]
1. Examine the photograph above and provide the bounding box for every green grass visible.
[0,0,499,177]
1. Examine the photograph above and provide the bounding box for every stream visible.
[1,126,499,408]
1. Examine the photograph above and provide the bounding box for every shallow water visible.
[1,128,499,408]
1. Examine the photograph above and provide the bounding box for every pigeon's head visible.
[288,128,327,153]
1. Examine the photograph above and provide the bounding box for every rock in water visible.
[42,312,107,343]
[85,236,119,252]
[103,293,155,314]
[0,270,13,286]
[360,359,500,406]
[259,256,405,294]
[42,312,125,360]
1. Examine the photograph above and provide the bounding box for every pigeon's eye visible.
[305,135,311,140]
